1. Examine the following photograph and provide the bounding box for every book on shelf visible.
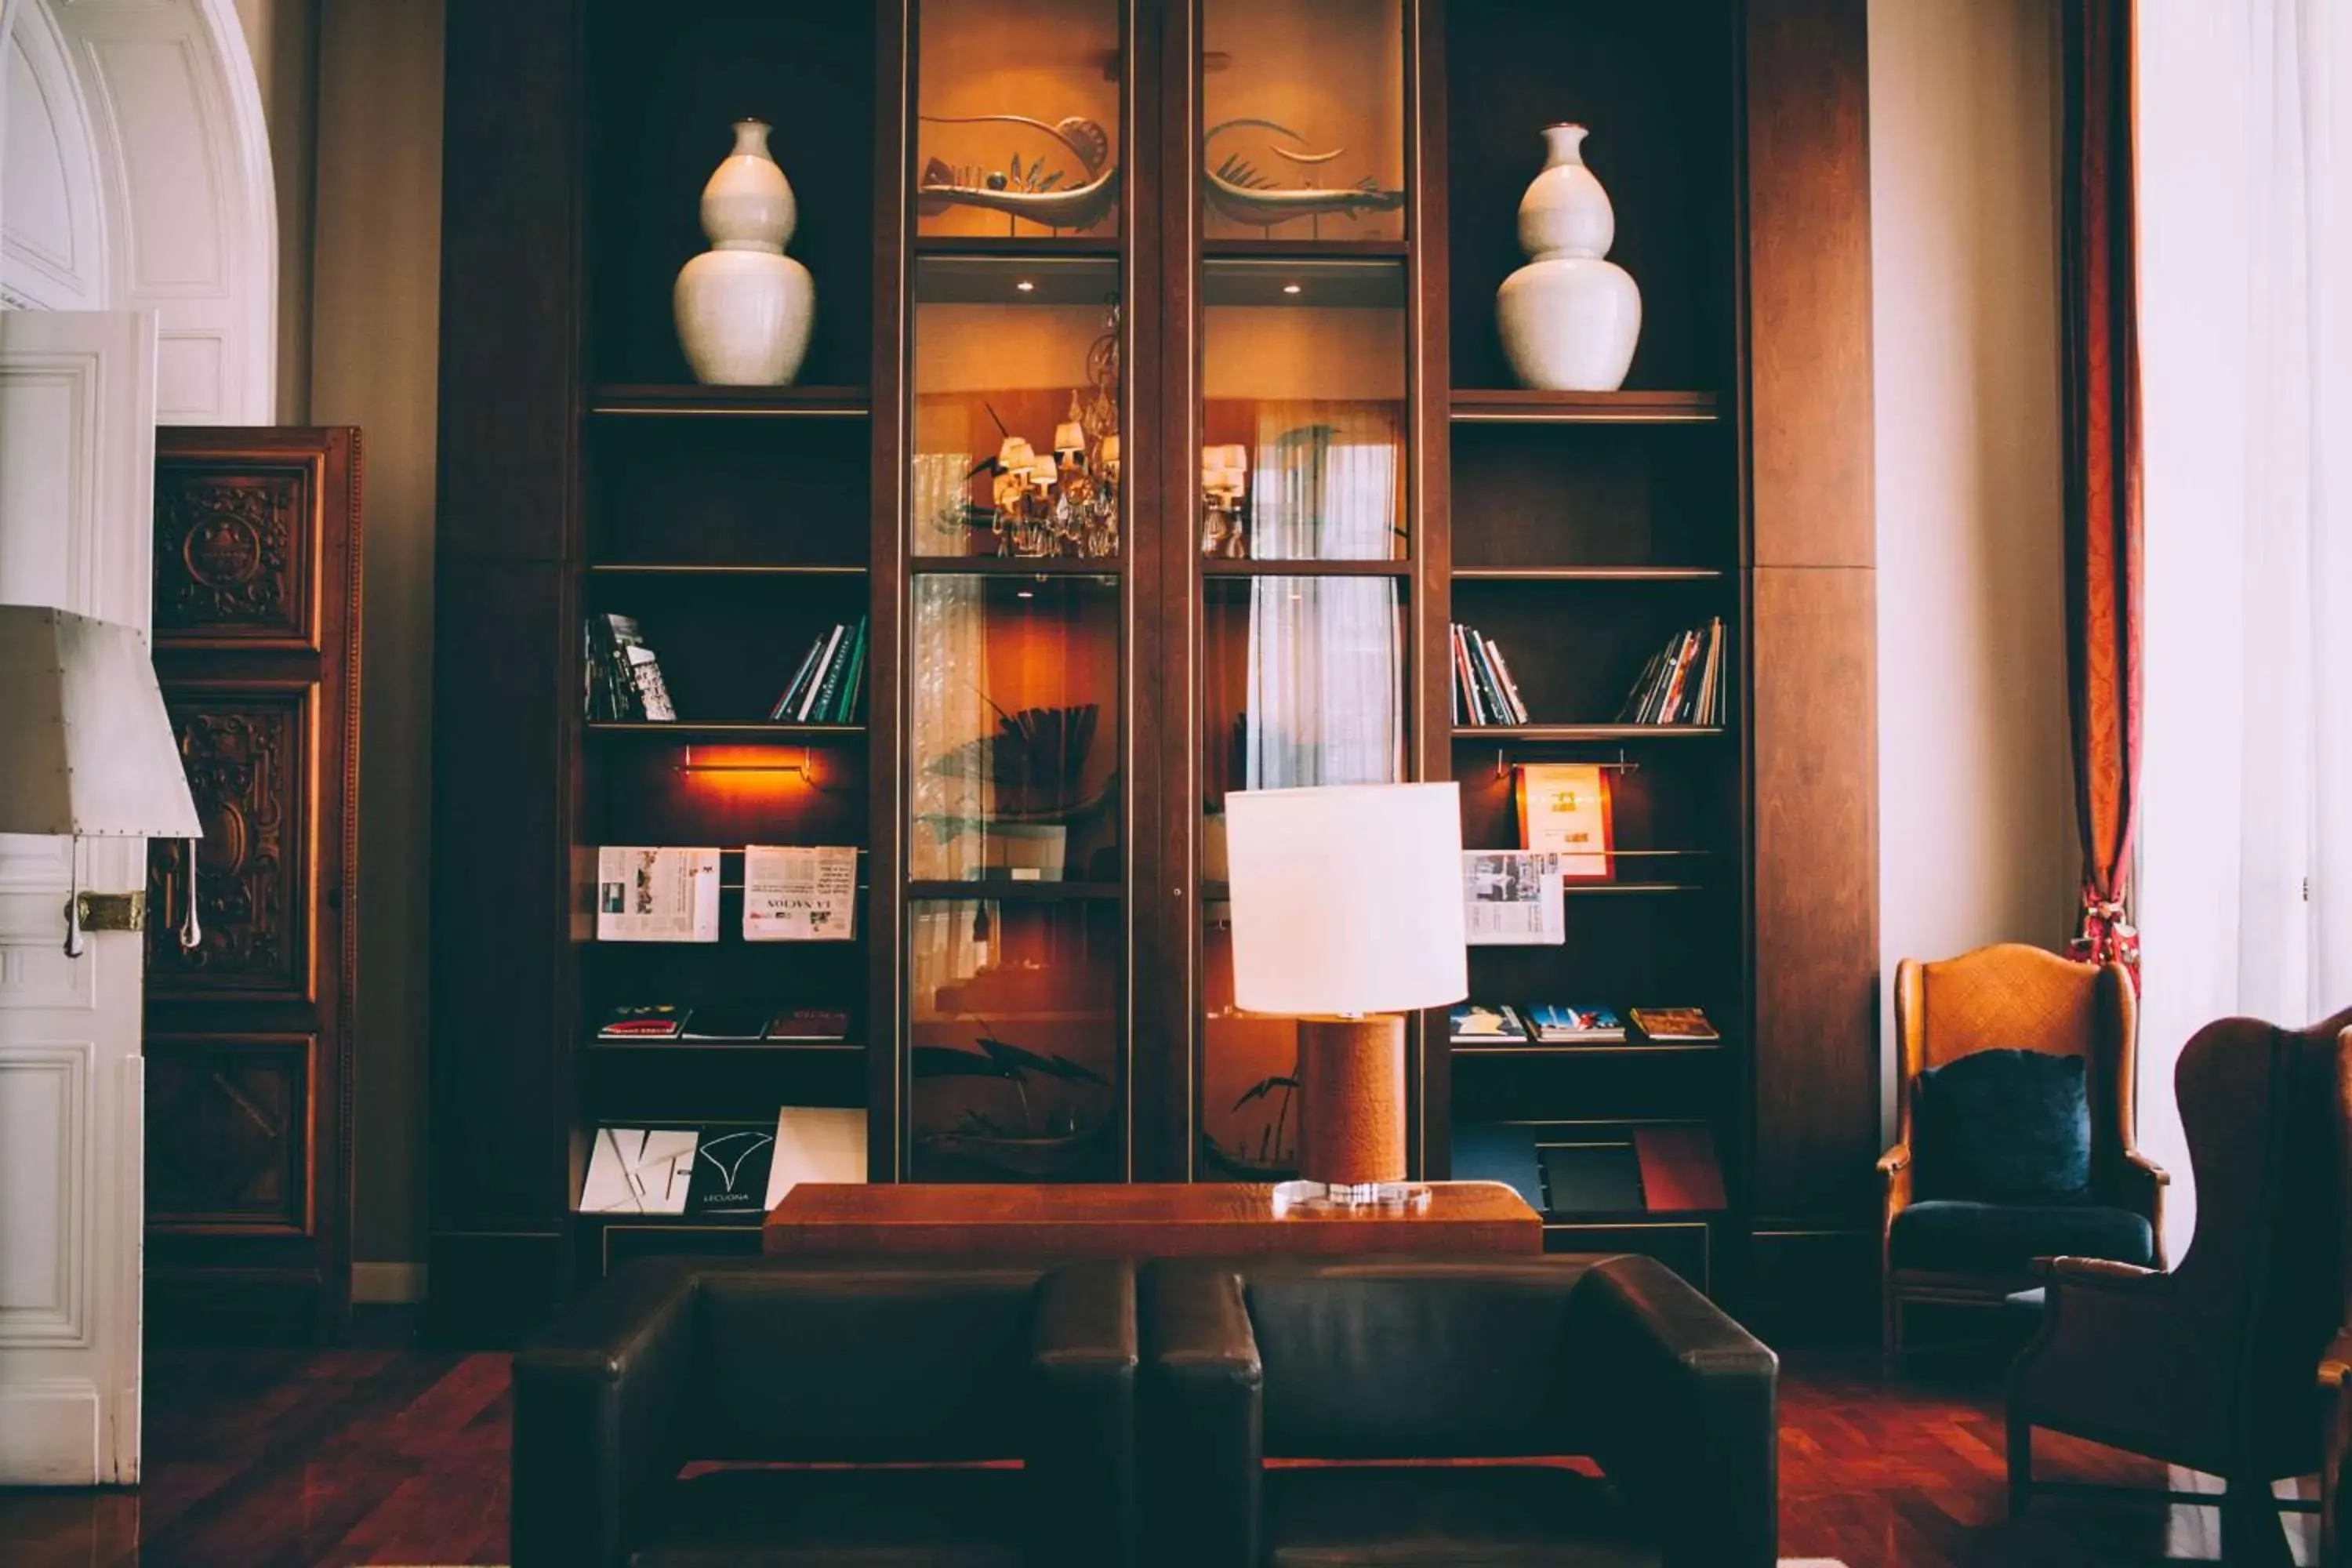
[1461,851,1566,945]
[1614,618,1727,726]
[770,615,869,723]
[1449,622,1529,727]
[1450,1002,1531,1044]
[585,612,677,722]
[595,847,720,942]
[1515,763,1613,880]
[678,1004,770,1042]
[1629,1006,1719,1043]
[1542,1138,1646,1212]
[1526,1004,1627,1043]
[766,1007,851,1041]
[596,1003,688,1040]
[742,844,859,941]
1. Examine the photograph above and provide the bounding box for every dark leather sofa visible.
[511,1256,1137,1567]
[1140,1254,1780,1567]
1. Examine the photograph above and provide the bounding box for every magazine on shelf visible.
[766,1105,869,1207]
[1526,1004,1627,1042]
[596,1003,689,1040]
[766,1007,851,1041]
[579,1127,699,1214]
[1461,851,1566,946]
[686,1126,777,1217]
[595,847,720,942]
[1630,1007,1720,1043]
[742,844,859,941]
[1515,764,1613,879]
[1450,1003,1531,1044]
[678,1004,770,1042]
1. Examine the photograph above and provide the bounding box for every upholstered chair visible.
[1879,942,2164,1355]
[2009,1007,2352,1562]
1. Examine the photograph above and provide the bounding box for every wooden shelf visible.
[586,721,866,740]
[1451,1042,1723,1058]
[587,562,868,578]
[1450,390,1721,425]
[1452,724,1726,741]
[1451,566,1727,583]
[588,385,871,418]
[1201,558,1410,577]
[909,556,1124,576]
[587,1038,862,1053]
[908,880,1121,902]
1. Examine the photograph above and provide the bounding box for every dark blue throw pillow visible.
[1914,1048,2092,1203]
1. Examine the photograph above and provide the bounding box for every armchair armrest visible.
[512,1258,702,1568]
[1140,1261,1262,1568]
[1029,1261,1138,1568]
[1566,1254,1779,1568]
[2114,1149,2170,1265]
[2031,1254,2163,1289]
[1878,1142,1914,1226]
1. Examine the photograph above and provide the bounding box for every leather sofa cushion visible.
[1244,1261,1601,1457]
[1889,1199,2155,1274]
[691,1267,1042,1462]
[1263,1465,1657,1566]
[1914,1048,2092,1202]
[633,1468,1026,1567]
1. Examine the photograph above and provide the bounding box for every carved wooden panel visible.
[146,1034,314,1236]
[147,689,314,1002]
[152,456,321,647]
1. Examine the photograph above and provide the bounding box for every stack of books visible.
[586,612,676,721]
[771,615,868,723]
[1450,1003,1718,1048]
[1615,618,1727,726]
[1449,622,1530,726]
[1449,1003,1530,1044]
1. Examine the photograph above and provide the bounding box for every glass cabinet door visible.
[904,0,1131,1181]
[1193,0,1417,1178]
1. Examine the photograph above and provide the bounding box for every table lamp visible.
[0,604,204,956]
[1225,782,1467,1208]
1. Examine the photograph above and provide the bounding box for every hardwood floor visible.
[0,1337,2320,1566]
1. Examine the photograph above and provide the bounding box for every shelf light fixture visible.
[1282,282,1301,296]
[1016,279,1036,293]
[677,744,814,778]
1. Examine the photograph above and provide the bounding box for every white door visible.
[0,308,158,1485]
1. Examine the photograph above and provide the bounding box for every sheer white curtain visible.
[1243,405,1406,789]
[2139,0,2350,1254]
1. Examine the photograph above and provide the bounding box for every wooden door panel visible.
[153,454,327,648]
[145,1033,316,1235]
[146,428,359,1343]
[147,688,316,1002]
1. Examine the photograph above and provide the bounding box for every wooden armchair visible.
[1880,942,2164,1355]
[2010,1007,2352,1563]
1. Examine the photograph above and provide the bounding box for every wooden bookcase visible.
[430,0,1878,1341]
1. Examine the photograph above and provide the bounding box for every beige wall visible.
[234,0,442,1282]
[1867,0,2078,1122]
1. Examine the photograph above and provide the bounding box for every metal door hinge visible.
[74,891,147,932]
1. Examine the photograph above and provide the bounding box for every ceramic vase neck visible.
[1541,123,1589,169]
[702,118,793,254]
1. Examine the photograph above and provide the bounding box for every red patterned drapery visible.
[2060,0,2143,975]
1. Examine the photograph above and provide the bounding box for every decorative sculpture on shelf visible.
[1203,118,1405,238]
[917,114,1120,234]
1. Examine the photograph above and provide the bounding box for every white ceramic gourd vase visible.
[673,119,814,386]
[1495,124,1642,392]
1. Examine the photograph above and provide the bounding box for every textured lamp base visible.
[1295,1013,1410,1193]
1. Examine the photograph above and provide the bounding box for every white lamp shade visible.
[1225,782,1467,1016]
[0,604,201,839]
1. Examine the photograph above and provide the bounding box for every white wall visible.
[1867,0,2079,1124]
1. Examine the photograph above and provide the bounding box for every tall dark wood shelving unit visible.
[431,0,1878,1341]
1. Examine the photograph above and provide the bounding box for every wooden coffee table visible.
[764,1181,1541,1259]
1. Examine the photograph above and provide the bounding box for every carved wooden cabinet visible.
[146,427,362,1341]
